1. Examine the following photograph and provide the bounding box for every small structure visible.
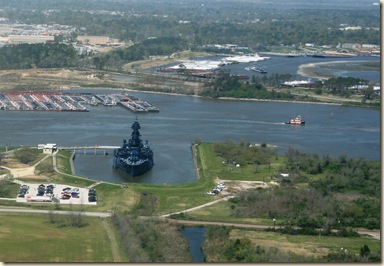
[38,143,57,154]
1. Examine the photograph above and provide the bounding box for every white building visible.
[38,143,57,154]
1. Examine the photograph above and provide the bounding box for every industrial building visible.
[8,35,55,44]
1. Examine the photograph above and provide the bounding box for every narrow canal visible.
[181,227,207,262]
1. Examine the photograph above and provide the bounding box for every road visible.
[159,195,235,218]
[0,208,112,218]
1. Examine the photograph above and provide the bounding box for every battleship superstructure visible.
[113,119,154,177]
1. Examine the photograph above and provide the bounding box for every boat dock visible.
[58,145,121,155]
[0,91,159,113]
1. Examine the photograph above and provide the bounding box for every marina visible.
[0,91,159,113]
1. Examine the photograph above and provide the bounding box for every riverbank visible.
[297,59,380,80]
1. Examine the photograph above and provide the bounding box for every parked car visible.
[19,188,28,193]
[206,191,216,195]
[46,185,55,190]
[61,194,71,199]
[216,183,225,188]
[62,187,71,192]
[72,188,80,193]
[88,196,97,202]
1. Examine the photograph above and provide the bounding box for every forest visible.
[0,0,379,47]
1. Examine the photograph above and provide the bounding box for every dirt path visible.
[0,153,51,180]
[101,219,122,262]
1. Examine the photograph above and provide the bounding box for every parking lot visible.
[16,183,97,205]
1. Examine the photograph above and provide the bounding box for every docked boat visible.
[113,119,154,177]
[245,66,267,74]
[285,115,305,125]
[224,54,270,63]
[254,67,267,74]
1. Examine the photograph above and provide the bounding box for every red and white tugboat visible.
[285,115,305,125]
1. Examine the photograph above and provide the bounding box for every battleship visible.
[113,119,154,177]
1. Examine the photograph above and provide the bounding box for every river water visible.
[0,56,380,184]
[1,89,380,184]
[181,227,206,262]
[149,55,380,82]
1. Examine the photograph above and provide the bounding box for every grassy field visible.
[0,213,126,262]
[230,229,380,259]
[197,142,282,181]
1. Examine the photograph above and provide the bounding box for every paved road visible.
[0,208,112,218]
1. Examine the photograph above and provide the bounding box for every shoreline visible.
[297,59,379,80]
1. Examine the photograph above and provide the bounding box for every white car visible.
[207,191,216,195]
[216,182,225,188]
[72,188,80,193]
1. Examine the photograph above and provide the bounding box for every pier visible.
[58,145,120,155]
[0,92,159,113]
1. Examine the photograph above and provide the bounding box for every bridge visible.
[58,145,121,155]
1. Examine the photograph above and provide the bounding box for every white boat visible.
[285,115,305,125]
[224,54,270,63]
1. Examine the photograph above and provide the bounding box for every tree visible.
[360,244,370,259]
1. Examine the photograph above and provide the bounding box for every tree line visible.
[1,1,379,46]
[111,215,192,262]
[0,43,79,70]
[199,71,306,100]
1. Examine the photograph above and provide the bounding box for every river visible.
[1,88,379,184]
[0,55,380,184]
[148,55,380,82]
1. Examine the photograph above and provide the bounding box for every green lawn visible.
[197,142,282,181]
[0,213,125,262]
